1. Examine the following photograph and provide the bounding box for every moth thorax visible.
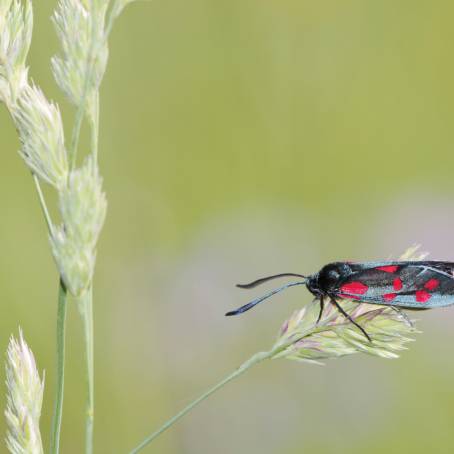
[316,262,353,293]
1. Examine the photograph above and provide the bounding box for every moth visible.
[226,261,454,341]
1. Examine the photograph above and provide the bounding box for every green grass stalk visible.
[128,351,273,454]
[79,289,94,454]
[50,281,68,454]
[33,167,68,454]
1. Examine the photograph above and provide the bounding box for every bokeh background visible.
[1,1,454,453]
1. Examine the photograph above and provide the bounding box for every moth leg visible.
[390,307,414,328]
[316,296,324,324]
[330,298,372,343]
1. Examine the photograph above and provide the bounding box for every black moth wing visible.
[333,261,454,308]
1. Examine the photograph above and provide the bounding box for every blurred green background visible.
[2,0,454,452]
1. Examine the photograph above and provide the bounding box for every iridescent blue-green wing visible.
[334,261,454,308]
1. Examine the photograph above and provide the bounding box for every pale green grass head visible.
[5,330,44,454]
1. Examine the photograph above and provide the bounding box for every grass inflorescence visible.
[0,1,137,453]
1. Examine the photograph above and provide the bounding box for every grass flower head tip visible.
[52,0,108,108]
[272,299,417,364]
[5,329,44,454]
[14,83,68,189]
[0,0,32,105]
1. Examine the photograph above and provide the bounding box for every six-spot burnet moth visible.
[226,261,454,341]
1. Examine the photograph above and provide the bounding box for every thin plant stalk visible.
[128,351,273,454]
[32,161,68,454]
[34,141,69,454]
[32,175,54,235]
[50,280,69,454]
[129,334,305,453]
[83,44,100,454]
[66,8,100,453]
[83,84,98,454]
[90,91,99,163]
[84,288,94,454]
[79,288,94,454]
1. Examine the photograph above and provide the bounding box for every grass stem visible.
[32,174,54,235]
[128,351,272,454]
[80,288,95,454]
[49,280,68,454]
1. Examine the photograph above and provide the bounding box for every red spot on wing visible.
[376,265,399,273]
[383,293,397,302]
[416,290,431,303]
[424,279,439,291]
[340,282,368,295]
[393,278,403,291]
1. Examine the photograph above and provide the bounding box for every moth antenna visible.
[226,281,307,316]
[236,273,307,289]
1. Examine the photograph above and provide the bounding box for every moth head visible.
[315,262,352,293]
